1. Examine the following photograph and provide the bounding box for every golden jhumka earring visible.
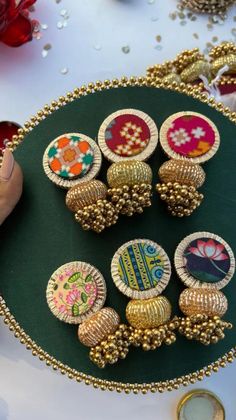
[43,132,118,233]
[98,109,158,217]
[46,261,132,368]
[175,232,235,345]
[156,111,220,217]
[111,239,179,351]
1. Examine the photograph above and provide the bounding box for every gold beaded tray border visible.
[1,75,236,394]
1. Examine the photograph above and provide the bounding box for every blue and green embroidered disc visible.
[111,239,171,299]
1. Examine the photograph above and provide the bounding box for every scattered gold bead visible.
[146,61,181,84]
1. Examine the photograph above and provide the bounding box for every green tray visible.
[1,80,236,394]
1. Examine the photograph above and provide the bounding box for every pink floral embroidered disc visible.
[174,232,235,290]
[160,112,220,163]
[184,238,230,283]
[46,262,106,324]
[98,109,158,162]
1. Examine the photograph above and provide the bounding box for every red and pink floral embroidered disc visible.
[160,112,220,164]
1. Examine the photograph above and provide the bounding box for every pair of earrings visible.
[46,232,234,368]
[43,109,220,231]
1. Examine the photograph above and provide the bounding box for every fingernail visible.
[0,149,14,181]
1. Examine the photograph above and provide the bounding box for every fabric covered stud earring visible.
[157,111,220,217]
[111,239,179,351]
[46,261,131,368]
[43,133,102,189]
[175,232,235,345]
[98,109,158,217]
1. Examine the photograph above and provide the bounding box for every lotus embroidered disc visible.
[98,109,158,162]
[43,133,102,189]
[111,239,171,299]
[46,261,106,324]
[174,232,235,290]
[160,112,220,164]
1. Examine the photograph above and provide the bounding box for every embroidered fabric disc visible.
[48,134,94,179]
[111,239,171,299]
[160,112,220,164]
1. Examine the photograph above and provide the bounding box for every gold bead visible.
[66,180,107,212]
[173,48,210,83]
[66,181,118,232]
[107,160,152,188]
[126,296,172,329]
[182,1,234,15]
[107,161,152,216]
[158,159,205,188]
[211,53,236,76]
[179,288,228,317]
[180,60,210,83]
[78,308,120,347]
[210,42,236,75]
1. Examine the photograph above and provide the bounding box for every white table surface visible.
[1,1,236,419]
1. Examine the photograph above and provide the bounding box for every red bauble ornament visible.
[0,0,37,47]
[0,121,21,155]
